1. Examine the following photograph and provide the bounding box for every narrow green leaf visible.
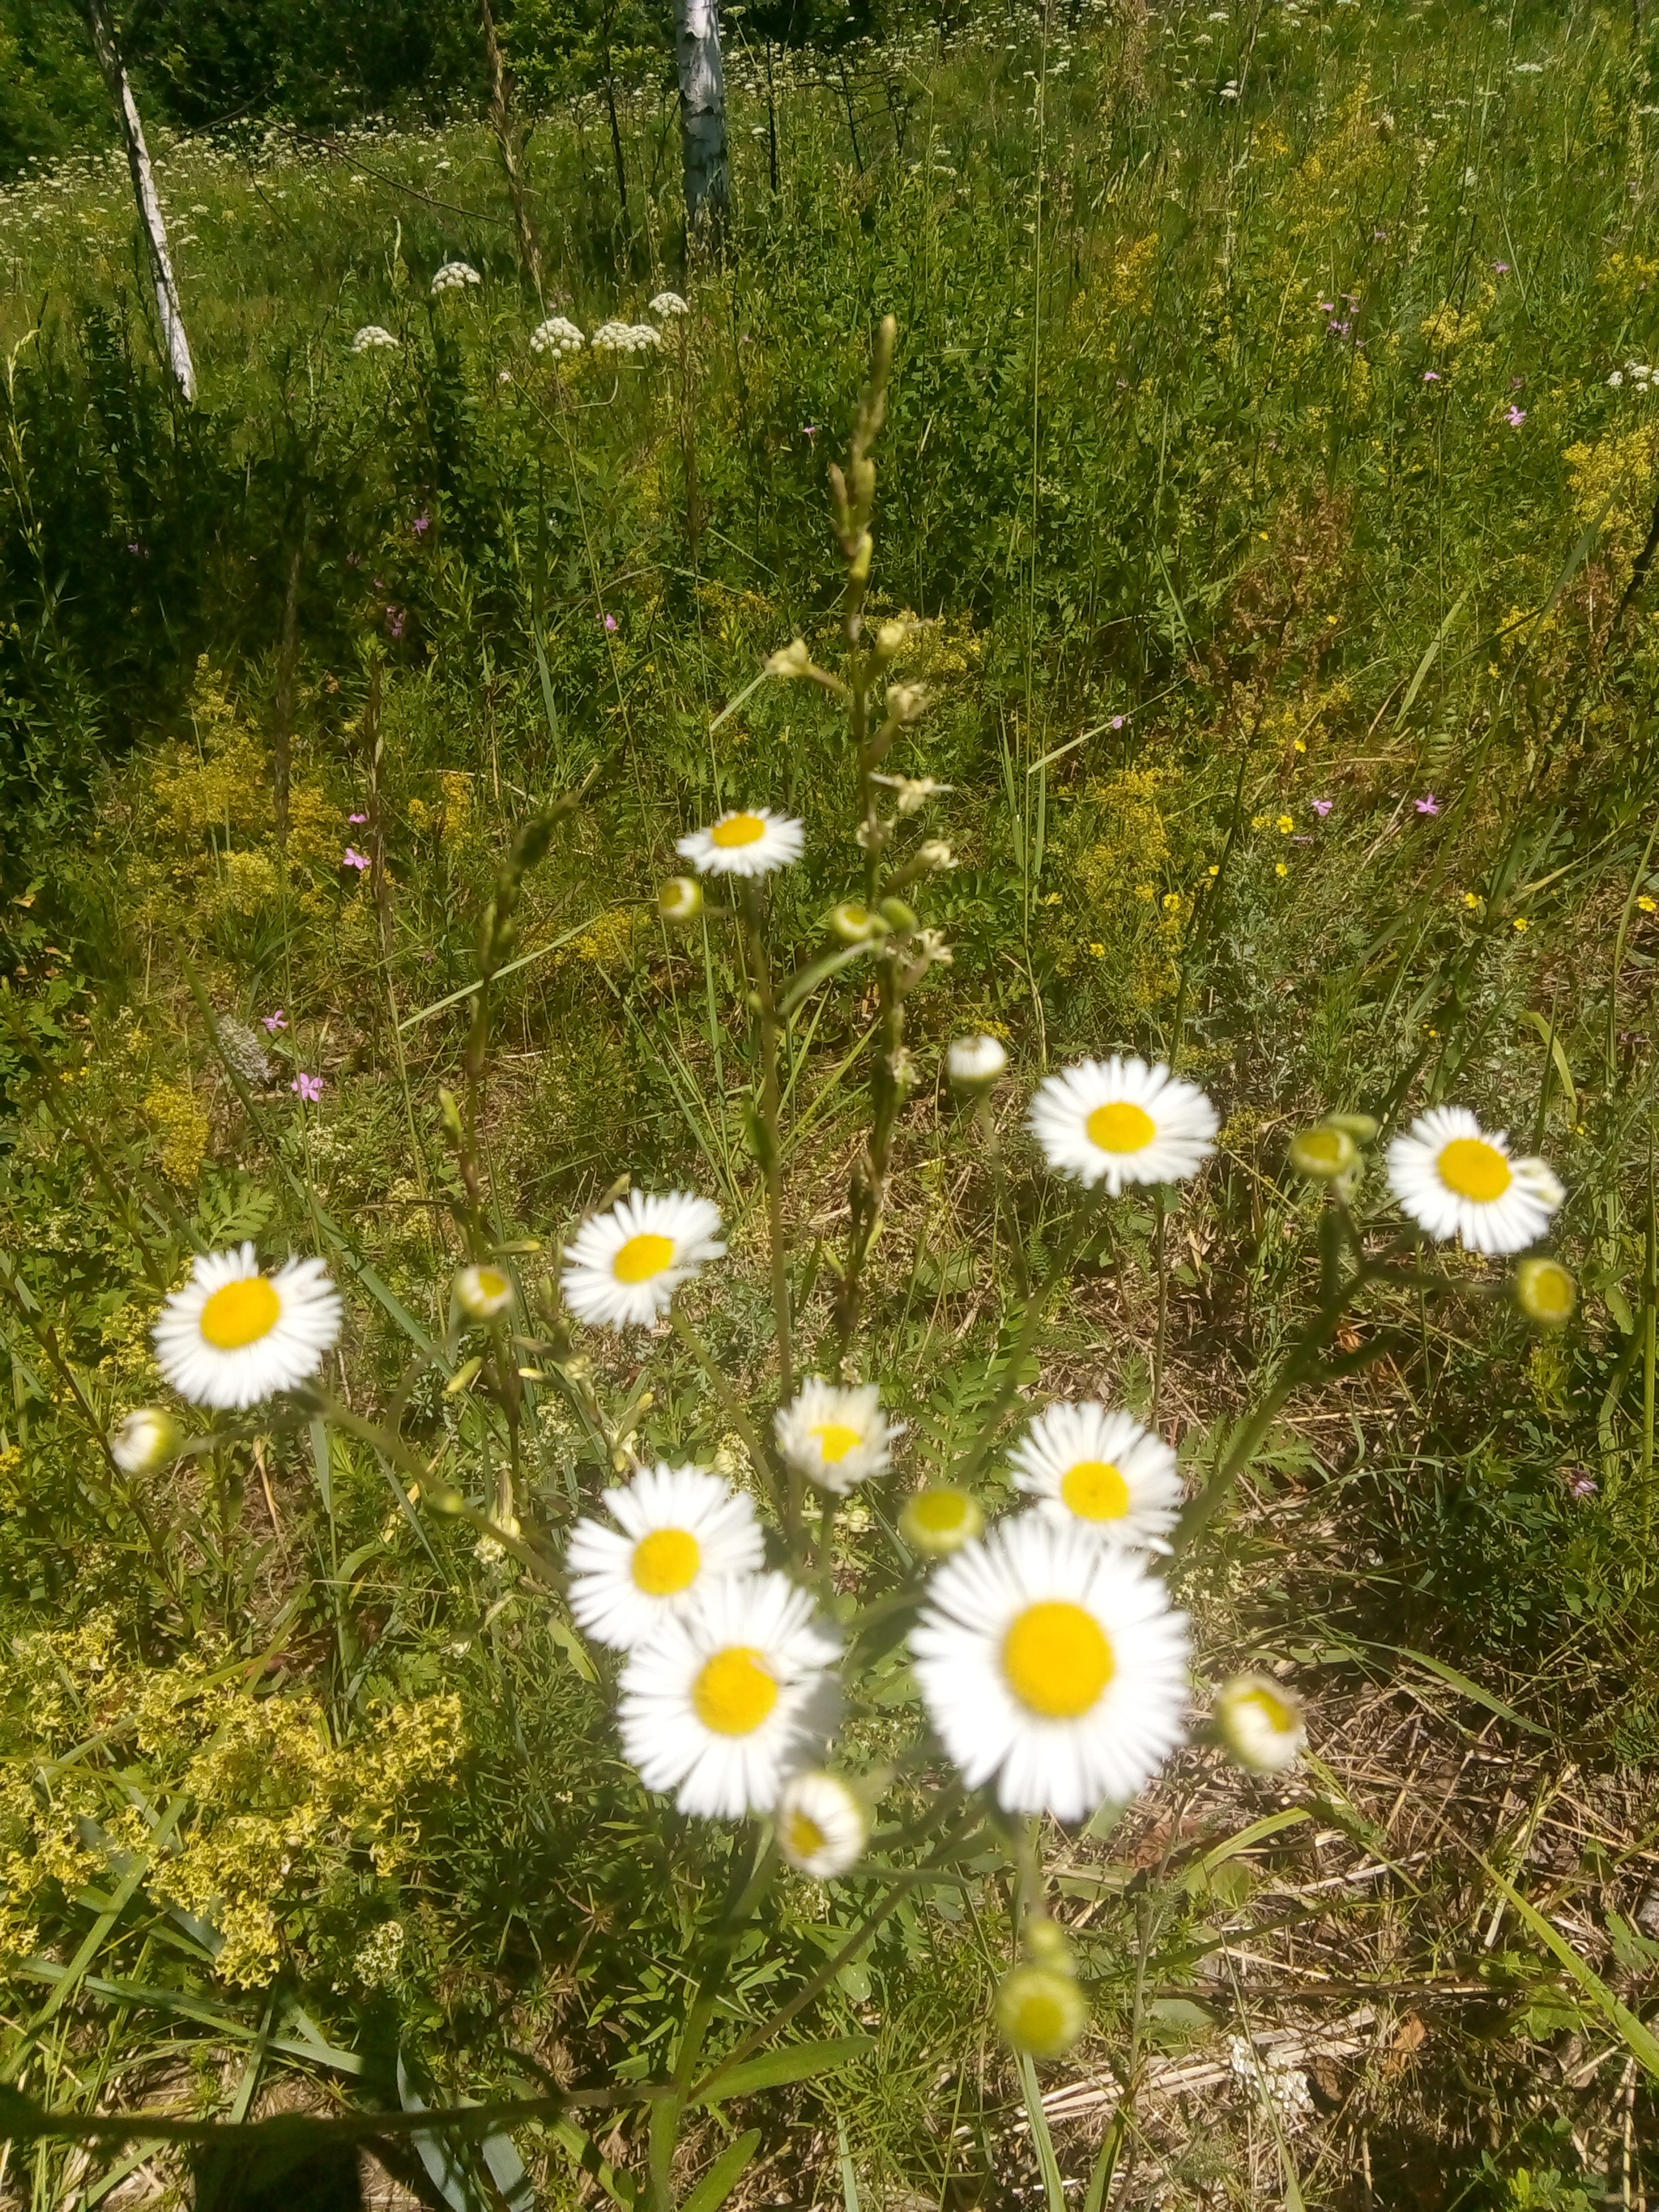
[680,2129,761,2212]
[1017,2052,1065,2212]
[1475,1856,1659,2079]
[1196,1809,1310,1877]
[836,2115,859,2212]
[694,2034,873,2104]
[1393,1647,1549,1737]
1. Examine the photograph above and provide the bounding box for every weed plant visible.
[2,2,1659,2206]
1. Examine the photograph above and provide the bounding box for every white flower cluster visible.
[351,325,397,354]
[530,315,585,357]
[590,319,663,355]
[430,260,482,294]
[1609,360,1657,391]
[649,290,689,318]
[1229,2038,1316,2132]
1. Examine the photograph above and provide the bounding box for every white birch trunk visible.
[676,0,731,236]
[82,0,196,402]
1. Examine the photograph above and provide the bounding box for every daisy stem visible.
[815,1492,839,1587]
[736,882,793,1405]
[667,1305,791,1537]
[975,1092,1030,1302]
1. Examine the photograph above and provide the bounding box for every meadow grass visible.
[2,0,1659,2205]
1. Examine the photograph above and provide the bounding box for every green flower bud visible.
[766,637,812,678]
[878,897,919,935]
[1325,1111,1380,1146]
[1022,1916,1075,1975]
[1289,1123,1358,1180]
[1515,1256,1576,1327]
[995,1964,1087,2061]
[899,1485,983,1555]
[830,900,881,944]
[109,1407,181,1477]
[659,876,703,925]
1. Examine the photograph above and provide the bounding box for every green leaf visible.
[679,2129,761,2212]
[1393,1647,1549,1737]
[1476,1857,1659,2079]
[694,2034,874,2104]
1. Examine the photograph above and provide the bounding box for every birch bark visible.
[676,0,731,237]
[81,0,195,402]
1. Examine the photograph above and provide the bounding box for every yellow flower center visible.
[199,1276,281,1350]
[1060,1460,1131,1521]
[1297,1127,1347,1172]
[474,1266,509,1301]
[1002,1601,1115,1719]
[1085,1101,1157,1154]
[786,1809,828,1859]
[1009,1984,1071,2049]
[613,1232,676,1284]
[909,1489,970,1532]
[693,1646,779,1736]
[1241,1685,1297,1734]
[711,812,767,849]
[1437,1136,1512,1203]
[810,1421,863,1465]
[631,1528,702,1596]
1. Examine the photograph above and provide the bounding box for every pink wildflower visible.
[1311,799,1333,817]
[1506,405,1527,427]
[1415,795,1440,816]
[348,812,368,825]
[343,847,371,871]
[1423,369,1442,382]
[291,1072,323,1104]
[262,1010,288,1034]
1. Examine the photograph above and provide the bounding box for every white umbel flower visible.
[676,808,804,880]
[1214,1673,1307,1774]
[911,1514,1188,1821]
[650,291,689,318]
[1010,1403,1181,1554]
[775,1771,867,1877]
[530,315,585,356]
[1028,1056,1218,1194]
[774,1379,893,1495]
[109,1407,179,1476]
[455,1263,514,1320]
[561,1191,725,1329]
[152,1243,342,1411]
[566,1464,765,1651]
[1387,1106,1563,1255]
[947,1034,1008,1089]
[431,260,482,293]
[351,325,397,354]
[618,1572,842,1818]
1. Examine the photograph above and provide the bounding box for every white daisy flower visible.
[1214,1673,1307,1773]
[431,260,482,293]
[618,1572,842,1818]
[530,315,585,356]
[152,1243,342,1411]
[676,807,804,880]
[1386,1105,1563,1254]
[455,1263,514,1320]
[911,1514,1189,1821]
[1010,1403,1182,1553]
[351,325,397,354]
[109,1407,180,1476]
[561,1191,725,1329]
[566,1464,764,1651]
[650,290,689,318]
[947,1034,1008,1090]
[775,1770,867,1877]
[1028,1055,1218,1194]
[774,1379,893,1495]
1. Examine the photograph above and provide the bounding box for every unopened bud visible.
[1516,1256,1576,1327]
[878,897,919,935]
[766,637,812,678]
[946,1035,1008,1091]
[109,1407,180,1477]
[1215,1673,1307,1775]
[1289,1123,1358,1181]
[1325,1111,1380,1146]
[914,839,956,873]
[830,900,881,944]
[898,1485,983,1555]
[659,876,704,925]
[995,1964,1087,2060]
[873,620,907,661]
[885,684,926,723]
[456,1263,514,1321]
[1022,1916,1075,1974]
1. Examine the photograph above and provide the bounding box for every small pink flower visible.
[386,606,406,640]
[1494,260,1510,273]
[1506,404,1527,428]
[602,613,617,633]
[1311,799,1333,817]
[1423,369,1442,382]
[412,514,431,535]
[348,812,368,825]
[1415,795,1440,816]
[1318,300,1335,313]
[343,847,371,871]
[291,1072,323,1103]
[1111,715,1126,731]
[262,1010,288,1034]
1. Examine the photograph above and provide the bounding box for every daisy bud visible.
[995,1963,1087,2061]
[1022,1916,1075,1975]
[1327,1111,1380,1146]
[766,637,812,678]
[109,1407,181,1477]
[659,876,704,925]
[898,1485,983,1555]
[886,684,926,723]
[914,840,956,873]
[873,619,907,660]
[1289,1123,1358,1181]
[878,897,919,936]
[946,1035,1008,1092]
[776,1770,868,1877]
[1214,1673,1307,1775]
[456,1263,514,1321]
[1515,1256,1576,1327]
[830,900,881,944]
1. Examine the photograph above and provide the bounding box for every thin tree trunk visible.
[676,0,731,240]
[477,0,546,298]
[603,54,630,228]
[82,0,194,401]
